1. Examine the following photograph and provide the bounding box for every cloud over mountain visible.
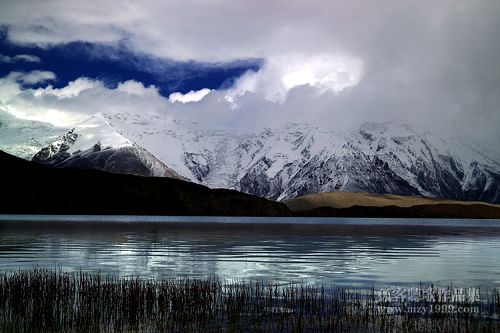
[0,1,499,145]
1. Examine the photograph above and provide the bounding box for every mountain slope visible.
[0,150,291,216]
[348,122,500,203]
[285,192,500,219]
[32,114,183,179]
[285,191,500,211]
[0,110,63,159]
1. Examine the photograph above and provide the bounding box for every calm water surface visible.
[0,216,499,290]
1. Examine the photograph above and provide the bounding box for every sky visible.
[0,0,499,144]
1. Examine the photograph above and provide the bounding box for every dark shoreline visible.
[2,217,500,238]
[2,150,500,219]
[294,204,500,219]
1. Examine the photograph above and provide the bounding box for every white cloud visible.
[169,88,212,103]
[8,70,56,84]
[0,74,170,127]
[227,54,364,103]
[116,80,159,96]
[33,77,103,99]
[33,78,99,99]
[0,53,40,63]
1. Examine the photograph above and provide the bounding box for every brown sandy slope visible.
[285,192,500,219]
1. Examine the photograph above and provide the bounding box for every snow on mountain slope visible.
[96,112,500,203]
[32,114,183,179]
[100,112,246,187]
[233,124,401,200]
[348,122,500,202]
[0,110,64,159]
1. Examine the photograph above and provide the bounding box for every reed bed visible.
[0,269,498,332]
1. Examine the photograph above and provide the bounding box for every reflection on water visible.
[0,218,499,289]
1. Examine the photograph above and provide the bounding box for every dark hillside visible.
[0,151,291,216]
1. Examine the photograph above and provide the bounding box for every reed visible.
[0,269,498,332]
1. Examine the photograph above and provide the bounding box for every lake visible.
[0,216,499,290]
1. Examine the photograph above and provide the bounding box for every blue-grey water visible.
[0,216,499,290]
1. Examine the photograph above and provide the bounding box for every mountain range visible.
[2,110,500,204]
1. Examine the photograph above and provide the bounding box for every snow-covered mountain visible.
[31,114,183,179]
[0,111,63,159]
[347,122,500,203]
[3,110,500,203]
